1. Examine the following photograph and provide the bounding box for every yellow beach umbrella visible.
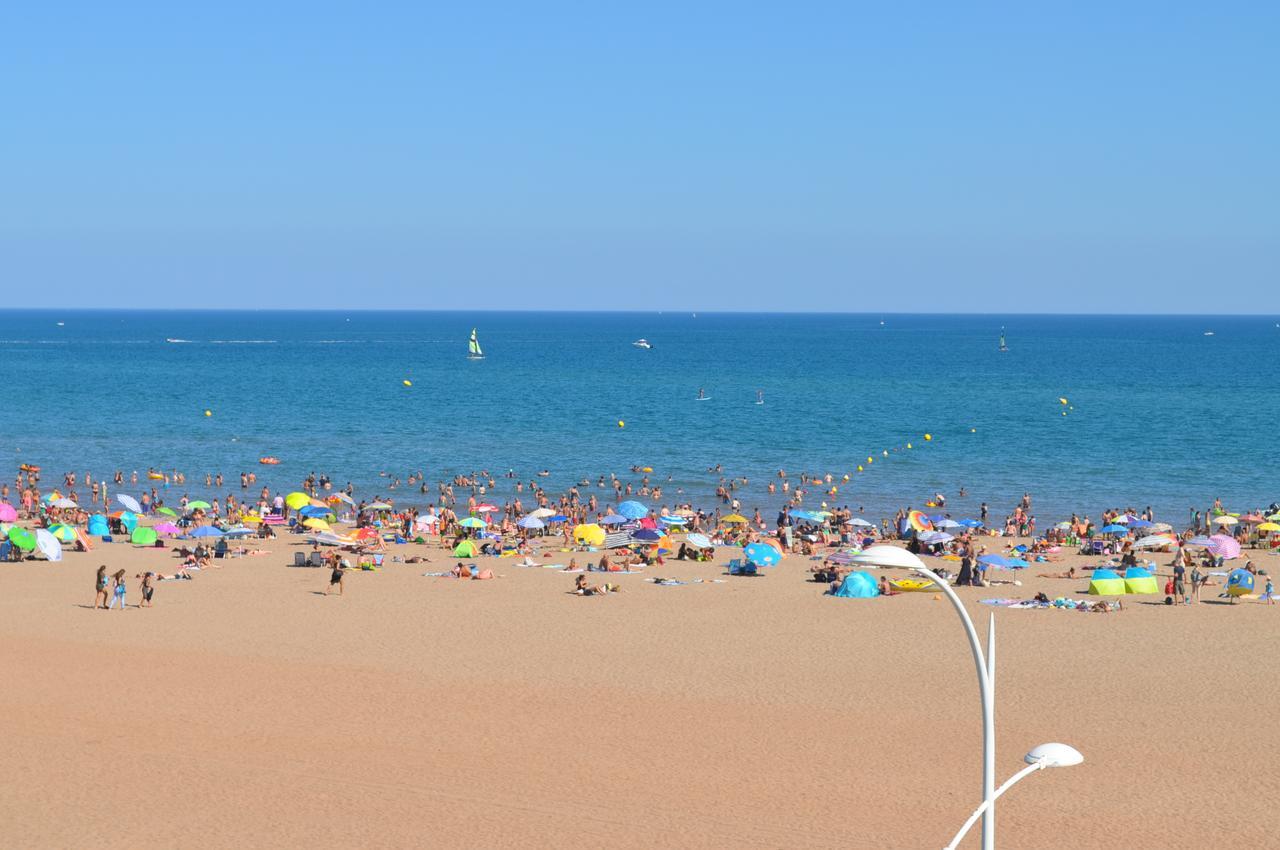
[303,518,331,531]
[721,514,749,524]
[241,513,262,525]
[573,523,606,547]
[1258,522,1280,532]
[285,492,310,510]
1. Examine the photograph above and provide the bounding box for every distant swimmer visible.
[698,388,706,400]
[756,390,764,405]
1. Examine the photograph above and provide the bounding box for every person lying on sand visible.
[1036,567,1076,579]
[573,575,619,596]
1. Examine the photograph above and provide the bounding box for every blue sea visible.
[1,310,1273,524]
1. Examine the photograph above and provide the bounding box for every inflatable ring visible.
[147,473,165,480]
[259,457,280,465]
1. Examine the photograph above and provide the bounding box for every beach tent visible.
[1226,569,1254,598]
[453,540,478,557]
[1088,568,1127,595]
[88,514,109,536]
[831,571,879,598]
[131,526,158,546]
[1123,566,1159,594]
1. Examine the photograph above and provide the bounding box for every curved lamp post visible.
[943,743,1084,850]
[850,546,1082,849]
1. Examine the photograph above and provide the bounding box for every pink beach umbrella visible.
[0,503,17,522]
[153,522,183,536]
[1209,534,1242,560]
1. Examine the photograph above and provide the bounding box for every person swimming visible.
[697,388,706,400]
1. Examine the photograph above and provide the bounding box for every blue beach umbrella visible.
[979,554,1028,569]
[599,514,628,525]
[299,505,333,518]
[189,526,224,538]
[1100,525,1129,535]
[685,533,713,549]
[658,515,687,525]
[631,529,662,542]
[546,514,568,523]
[744,542,782,566]
[958,519,983,528]
[617,501,649,520]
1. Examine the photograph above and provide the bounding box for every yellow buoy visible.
[924,433,932,441]
[403,380,412,387]
[1059,397,1068,405]
[203,409,212,417]
[906,442,913,449]
[867,456,873,463]
[857,465,864,472]
[617,420,625,428]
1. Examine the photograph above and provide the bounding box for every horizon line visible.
[1,307,1275,318]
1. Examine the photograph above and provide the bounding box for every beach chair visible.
[214,540,228,559]
[293,551,306,566]
[307,551,326,567]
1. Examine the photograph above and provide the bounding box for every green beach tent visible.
[131,526,158,546]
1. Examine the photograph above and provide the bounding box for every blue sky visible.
[3,1,1276,311]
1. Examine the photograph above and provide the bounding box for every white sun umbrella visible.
[516,516,545,529]
[851,544,926,570]
[918,531,954,544]
[332,492,356,506]
[308,532,351,546]
[845,518,874,527]
[1133,534,1175,549]
[415,514,440,528]
[1149,522,1173,532]
[530,507,555,518]
[1214,515,1238,526]
[685,532,713,548]
[935,519,963,530]
[52,498,78,509]
[35,528,63,562]
[116,494,143,513]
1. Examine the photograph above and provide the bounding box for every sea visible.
[1,309,1273,526]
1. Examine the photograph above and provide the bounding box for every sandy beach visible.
[3,534,1277,849]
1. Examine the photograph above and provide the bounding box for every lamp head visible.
[1025,743,1084,768]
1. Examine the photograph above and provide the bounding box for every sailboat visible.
[998,328,1009,352]
[468,328,484,360]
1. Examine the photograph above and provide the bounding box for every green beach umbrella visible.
[458,516,487,528]
[47,523,78,543]
[157,507,177,517]
[186,500,211,511]
[131,526,158,546]
[8,527,36,551]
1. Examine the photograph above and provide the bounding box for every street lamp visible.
[850,545,1082,849]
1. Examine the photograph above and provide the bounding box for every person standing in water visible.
[697,388,706,400]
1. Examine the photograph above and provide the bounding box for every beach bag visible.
[1164,579,1175,595]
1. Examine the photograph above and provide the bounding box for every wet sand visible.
[2,536,1276,848]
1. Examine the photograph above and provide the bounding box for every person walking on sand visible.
[94,565,110,609]
[107,569,128,610]
[327,560,345,595]
[139,571,155,608]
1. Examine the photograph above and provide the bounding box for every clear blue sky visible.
[4,2,1276,311]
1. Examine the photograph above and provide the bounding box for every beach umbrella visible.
[458,516,487,529]
[658,515,687,525]
[116,511,139,532]
[34,528,62,561]
[131,526,158,545]
[935,519,963,530]
[303,518,331,531]
[958,519,983,528]
[516,516,545,529]
[631,528,662,542]
[1226,569,1255,597]
[1111,514,1135,524]
[685,533,713,549]
[153,522,182,536]
[599,514,628,526]
[573,523,606,546]
[906,510,933,532]
[790,510,820,522]
[330,492,356,506]
[1209,534,1242,560]
[51,497,78,509]
[453,540,478,557]
[310,532,349,546]
[189,526,223,538]
[116,494,143,513]
[1128,519,1153,529]
[1099,524,1129,535]
[721,514,749,524]
[845,517,874,527]
[0,503,16,522]
[1240,514,1265,523]
[979,554,1028,569]
[47,523,78,542]
[1257,522,1280,533]
[365,502,394,511]
[157,506,178,517]
[7,527,36,551]
[284,492,310,510]
[1133,534,1176,549]
[1214,515,1239,526]
[617,501,649,520]
[530,507,555,518]
[240,513,262,525]
[352,526,380,541]
[186,500,211,511]
[223,526,253,538]
[299,505,333,519]
[546,514,568,523]
[1187,536,1216,547]
[87,514,109,535]
[475,504,498,513]
[415,514,440,529]
[744,542,782,566]
[918,531,954,544]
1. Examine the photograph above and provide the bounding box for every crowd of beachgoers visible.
[3,463,1277,608]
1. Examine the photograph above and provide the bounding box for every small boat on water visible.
[468,328,484,359]
[1204,331,1215,336]
[633,339,652,349]
[999,328,1009,352]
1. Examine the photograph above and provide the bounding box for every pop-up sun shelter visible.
[831,571,879,598]
[1088,568,1127,595]
[1123,566,1159,594]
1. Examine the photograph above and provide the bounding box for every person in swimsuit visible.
[108,569,127,610]
[94,565,110,609]
[327,562,345,595]
[140,572,155,607]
